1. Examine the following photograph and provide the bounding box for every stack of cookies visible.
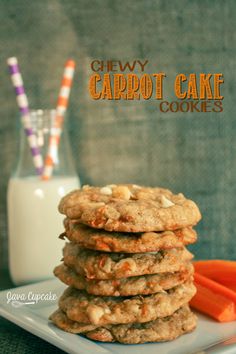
[50,184,201,344]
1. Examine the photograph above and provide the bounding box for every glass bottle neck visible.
[13,110,77,179]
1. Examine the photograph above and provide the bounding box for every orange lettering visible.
[187,74,198,99]
[127,74,140,100]
[214,74,224,99]
[101,73,113,99]
[175,74,187,99]
[200,74,213,99]
[114,74,127,99]
[153,73,165,99]
[89,73,101,99]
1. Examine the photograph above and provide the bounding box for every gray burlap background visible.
[0,1,235,352]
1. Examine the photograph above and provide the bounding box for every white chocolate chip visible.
[132,184,142,189]
[82,185,90,190]
[104,307,111,314]
[87,305,105,324]
[104,206,120,220]
[142,232,158,242]
[100,186,112,195]
[128,303,140,314]
[161,195,175,208]
[112,186,131,200]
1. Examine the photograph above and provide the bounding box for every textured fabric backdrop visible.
[0,0,236,275]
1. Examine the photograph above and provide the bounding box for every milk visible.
[8,176,80,285]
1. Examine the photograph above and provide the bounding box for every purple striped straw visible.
[7,57,43,175]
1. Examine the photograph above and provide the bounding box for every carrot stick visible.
[190,283,235,322]
[194,272,236,303]
[190,272,236,322]
[205,277,236,292]
[227,285,236,292]
[193,260,236,284]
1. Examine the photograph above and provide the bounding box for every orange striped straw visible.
[42,59,75,180]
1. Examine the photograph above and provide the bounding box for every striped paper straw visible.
[7,57,44,175]
[42,59,75,180]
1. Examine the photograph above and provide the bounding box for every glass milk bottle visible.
[8,110,80,285]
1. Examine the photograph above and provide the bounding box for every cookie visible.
[50,305,197,343]
[50,309,98,333]
[63,242,193,280]
[59,281,196,325]
[54,263,194,296]
[58,184,201,232]
[62,219,197,253]
[85,305,197,343]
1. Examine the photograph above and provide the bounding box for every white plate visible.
[0,279,236,354]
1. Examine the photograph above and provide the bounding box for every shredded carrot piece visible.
[96,240,110,251]
[98,256,107,268]
[141,304,148,316]
[121,261,131,271]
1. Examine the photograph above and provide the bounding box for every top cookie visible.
[58,184,201,232]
